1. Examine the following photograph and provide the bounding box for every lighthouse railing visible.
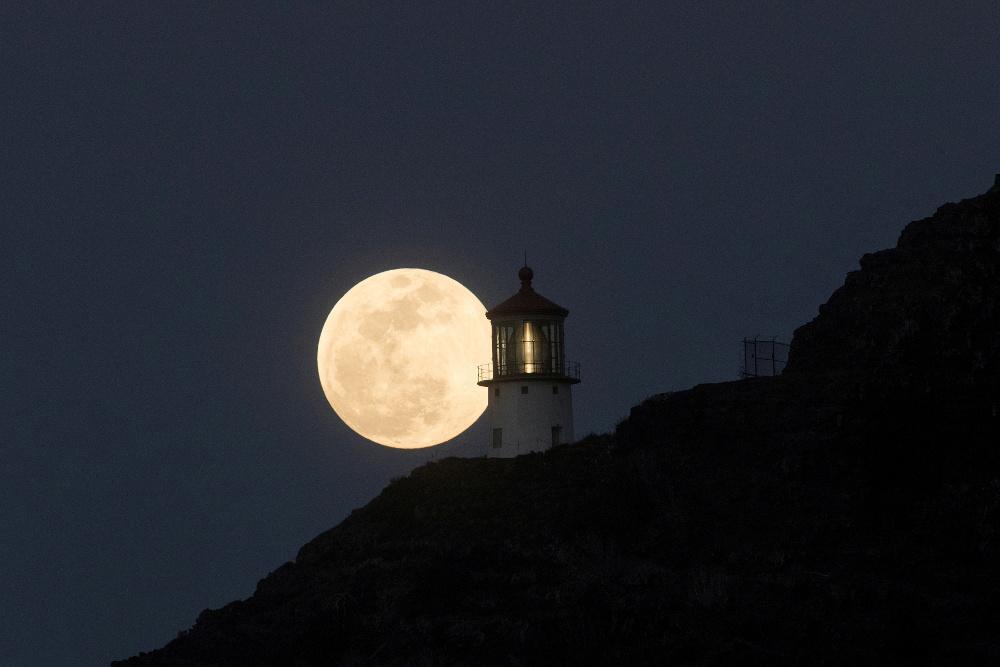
[477,360,581,382]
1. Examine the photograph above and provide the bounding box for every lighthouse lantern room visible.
[478,266,580,457]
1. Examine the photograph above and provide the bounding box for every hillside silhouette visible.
[116,178,1000,665]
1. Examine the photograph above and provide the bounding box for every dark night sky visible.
[2,2,998,664]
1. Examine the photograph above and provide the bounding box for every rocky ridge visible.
[116,178,1000,665]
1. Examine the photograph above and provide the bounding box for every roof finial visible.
[518,263,534,288]
[518,250,533,288]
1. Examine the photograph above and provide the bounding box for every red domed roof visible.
[485,266,569,319]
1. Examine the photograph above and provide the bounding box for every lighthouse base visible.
[484,379,575,458]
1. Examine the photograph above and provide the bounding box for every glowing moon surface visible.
[317,268,490,448]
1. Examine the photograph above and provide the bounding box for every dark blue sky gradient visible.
[2,2,998,664]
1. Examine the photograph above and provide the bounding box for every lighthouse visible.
[478,266,580,457]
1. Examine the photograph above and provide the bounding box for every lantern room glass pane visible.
[494,323,514,375]
[519,320,549,373]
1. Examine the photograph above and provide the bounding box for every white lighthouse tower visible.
[477,266,580,457]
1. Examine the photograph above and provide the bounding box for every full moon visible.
[317,268,490,448]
